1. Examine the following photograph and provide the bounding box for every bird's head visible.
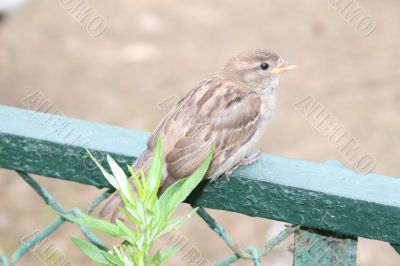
[223,49,296,92]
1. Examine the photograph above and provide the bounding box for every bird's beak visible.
[271,60,296,74]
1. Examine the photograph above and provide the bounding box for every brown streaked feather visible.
[162,85,262,180]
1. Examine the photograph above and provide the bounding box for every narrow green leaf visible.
[119,207,142,225]
[157,208,198,238]
[107,155,136,207]
[127,165,145,200]
[159,145,214,217]
[112,246,125,259]
[62,210,124,237]
[140,169,147,188]
[158,246,180,265]
[157,179,186,223]
[71,238,113,265]
[123,255,134,266]
[102,252,124,266]
[146,137,163,204]
[86,149,118,189]
[115,219,136,243]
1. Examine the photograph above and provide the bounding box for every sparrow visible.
[100,49,295,220]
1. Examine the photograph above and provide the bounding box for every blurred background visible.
[0,0,399,265]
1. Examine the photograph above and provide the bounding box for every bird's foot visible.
[224,151,261,180]
[240,151,261,166]
[225,165,239,180]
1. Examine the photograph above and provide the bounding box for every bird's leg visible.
[225,151,261,179]
[240,151,261,166]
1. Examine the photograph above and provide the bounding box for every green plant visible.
[62,137,214,266]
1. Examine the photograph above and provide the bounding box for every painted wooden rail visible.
[0,104,399,265]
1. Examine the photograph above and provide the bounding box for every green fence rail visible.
[0,105,399,265]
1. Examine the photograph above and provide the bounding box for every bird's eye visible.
[260,63,269,70]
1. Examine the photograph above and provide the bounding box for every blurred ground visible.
[0,0,399,265]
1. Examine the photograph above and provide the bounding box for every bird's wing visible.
[100,80,263,220]
[147,79,263,181]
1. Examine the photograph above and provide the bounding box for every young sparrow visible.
[100,49,295,220]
